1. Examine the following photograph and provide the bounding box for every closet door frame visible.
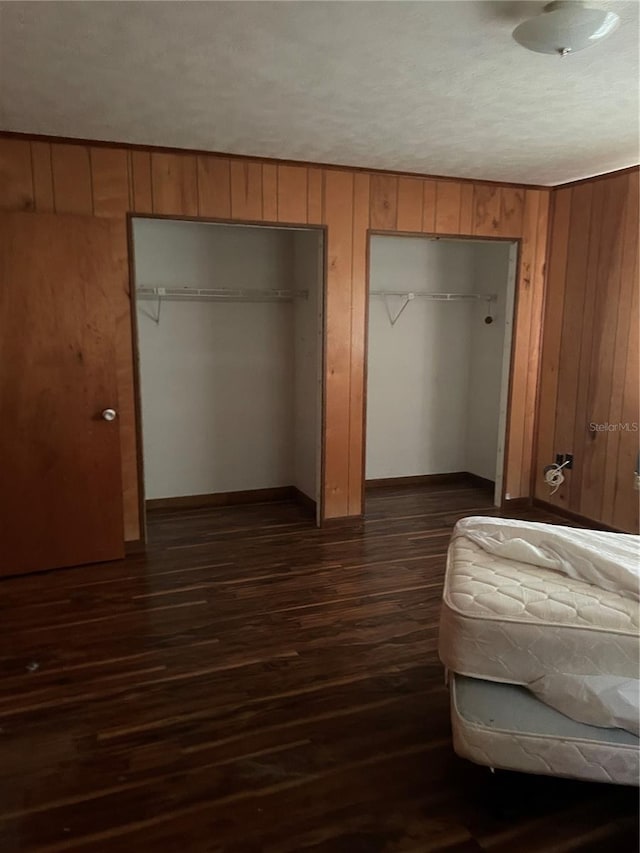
[494,242,520,506]
[127,213,328,545]
[361,230,522,514]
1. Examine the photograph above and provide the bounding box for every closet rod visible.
[136,287,308,303]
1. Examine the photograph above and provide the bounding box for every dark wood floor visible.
[0,484,637,852]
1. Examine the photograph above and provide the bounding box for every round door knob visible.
[101,408,117,422]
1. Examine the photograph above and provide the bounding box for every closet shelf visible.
[137,286,308,303]
[370,291,497,326]
[370,291,497,302]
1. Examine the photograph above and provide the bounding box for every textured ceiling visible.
[0,1,638,185]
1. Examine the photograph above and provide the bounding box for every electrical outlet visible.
[555,453,573,470]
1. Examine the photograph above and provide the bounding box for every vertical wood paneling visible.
[421,180,437,233]
[323,169,354,518]
[569,181,605,509]
[602,173,639,525]
[307,168,323,225]
[348,173,370,515]
[230,160,262,220]
[434,181,461,234]
[580,176,628,522]
[499,187,525,237]
[261,163,278,221]
[551,183,594,507]
[472,184,501,236]
[0,135,565,531]
[0,138,34,210]
[30,141,54,213]
[109,218,140,541]
[516,191,548,496]
[197,155,231,219]
[370,174,398,230]
[51,144,93,214]
[130,151,153,214]
[277,165,308,224]
[534,188,571,498]
[520,190,549,495]
[396,177,423,232]
[535,169,639,531]
[151,153,198,216]
[91,148,130,216]
[505,191,538,499]
[459,183,474,234]
[613,246,639,532]
[126,150,135,212]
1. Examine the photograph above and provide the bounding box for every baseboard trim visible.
[532,498,626,533]
[366,472,495,491]
[321,514,364,528]
[366,472,470,489]
[146,486,295,511]
[292,487,317,517]
[125,539,145,555]
[501,497,531,511]
[464,473,495,493]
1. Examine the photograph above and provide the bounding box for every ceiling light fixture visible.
[513,1,620,57]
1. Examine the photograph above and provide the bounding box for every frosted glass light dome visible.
[513,1,620,56]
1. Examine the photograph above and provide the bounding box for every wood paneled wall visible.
[535,168,639,532]
[0,136,550,540]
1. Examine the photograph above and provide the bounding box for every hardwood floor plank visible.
[0,485,636,852]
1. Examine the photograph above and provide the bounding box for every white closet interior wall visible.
[366,235,512,484]
[133,219,321,502]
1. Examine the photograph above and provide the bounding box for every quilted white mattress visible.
[439,535,640,687]
[451,675,639,786]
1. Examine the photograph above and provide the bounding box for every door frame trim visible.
[361,230,522,516]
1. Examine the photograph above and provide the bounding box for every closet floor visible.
[0,486,637,852]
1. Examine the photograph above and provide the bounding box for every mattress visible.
[439,534,640,688]
[450,674,640,786]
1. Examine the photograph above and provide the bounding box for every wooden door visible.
[0,213,125,575]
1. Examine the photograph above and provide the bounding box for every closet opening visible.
[130,217,325,542]
[364,233,518,511]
